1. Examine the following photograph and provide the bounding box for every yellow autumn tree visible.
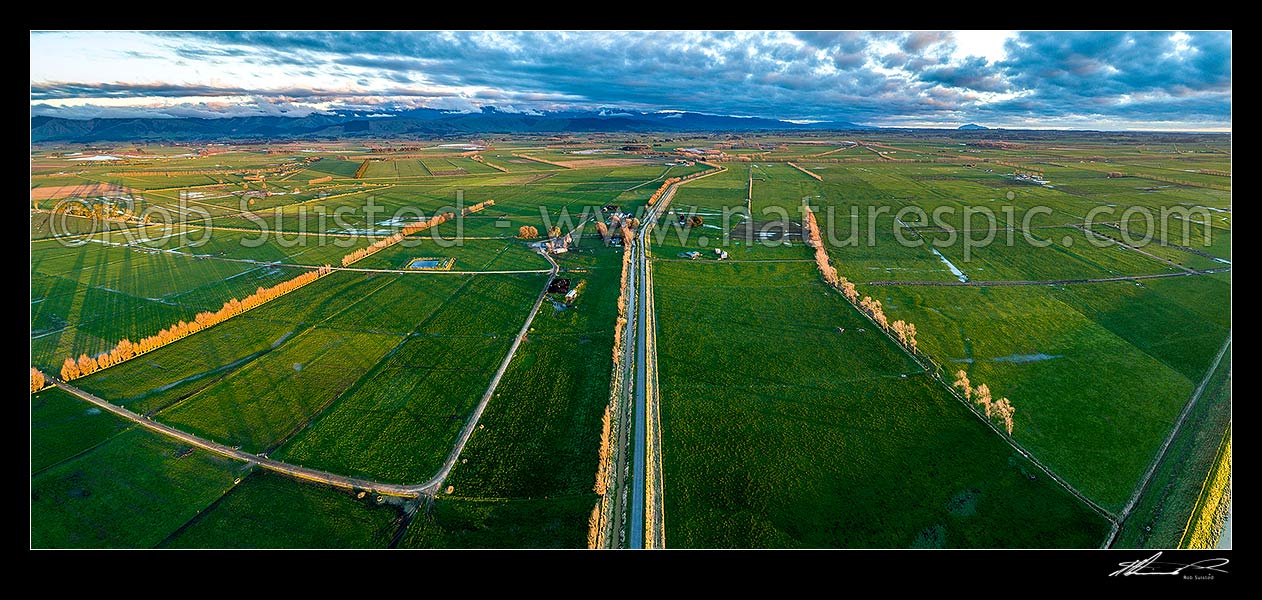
[953,369,972,400]
[974,383,993,418]
[803,207,838,286]
[594,405,612,495]
[993,397,1016,434]
[31,368,46,393]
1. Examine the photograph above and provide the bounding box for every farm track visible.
[53,377,429,498]
[412,251,560,495]
[826,281,1122,529]
[48,251,560,499]
[1108,334,1232,547]
[867,268,1229,287]
[69,235,550,275]
[1075,225,1196,273]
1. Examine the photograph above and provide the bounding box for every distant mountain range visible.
[958,123,989,130]
[30,107,873,143]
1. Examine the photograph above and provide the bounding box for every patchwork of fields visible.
[31,135,1230,548]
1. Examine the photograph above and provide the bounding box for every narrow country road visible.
[626,167,725,549]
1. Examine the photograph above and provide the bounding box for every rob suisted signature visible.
[1110,552,1230,577]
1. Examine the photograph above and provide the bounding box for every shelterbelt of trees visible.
[645,166,724,207]
[59,265,333,381]
[340,200,493,266]
[805,205,1018,435]
[806,204,1021,434]
[50,201,497,384]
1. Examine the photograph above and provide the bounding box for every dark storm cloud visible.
[31,82,261,100]
[35,30,1231,128]
[921,57,1008,93]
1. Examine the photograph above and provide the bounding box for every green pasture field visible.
[31,135,1229,549]
[873,275,1229,511]
[299,159,364,179]
[125,226,370,266]
[161,471,400,548]
[31,387,131,473]
[30,238,314,372]
[348,237,552,272]
[30,428,245,548]
[654,261,1110,547]
[444,246,622,499]
[925,226,1182,282]
[70,271,386,412]
[159,326,402,453]
[1115,347,1231,548]
[399,495,594,548]
[275,273,547,483]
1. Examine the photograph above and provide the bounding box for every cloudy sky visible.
[30,30,1231,131]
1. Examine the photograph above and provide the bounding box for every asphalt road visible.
[626,168,725,548]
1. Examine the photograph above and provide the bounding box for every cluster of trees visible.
[858,296,889,330]
[518,225,539,239]
[470,155,509,172]
[953,370,1016,435]
[803,208,839,285]
[787,162,823,181]
[60,265,334,381]
[31,368,46,393]
[805,207,918,355]
[594,405,612,495]
[891,320,918,352]
[647,177,682,206]
[855,296,922,353]
[1129,172,1230,192]
[587,503,602,549]
[838,277,858,303]
[610,227,634,368]
[56,200,138,223]
[461,200,494,215]
[340,203,492,266]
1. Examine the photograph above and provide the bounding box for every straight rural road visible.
[626,167,725,549]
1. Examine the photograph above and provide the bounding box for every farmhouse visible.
[547,278,571,294]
